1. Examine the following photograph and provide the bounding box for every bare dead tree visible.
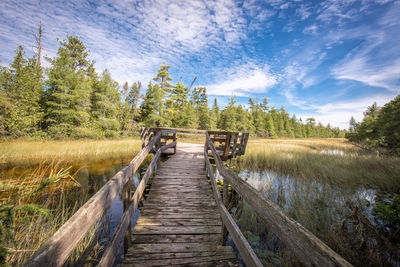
[32,20,42,67]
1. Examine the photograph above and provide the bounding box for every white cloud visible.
[296,4,312,20]
[298,93,397,128]
[332,57,400,92]
[331,1,400,92]
[206,63,278,96]
[0,0,257,86]
[303,24,318,35]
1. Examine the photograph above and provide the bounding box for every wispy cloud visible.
[206,63,278,96]
[1,0,399,129]
[298,93,397,128]
[331,1,400,92]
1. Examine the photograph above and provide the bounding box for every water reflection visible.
[227,168,400,266]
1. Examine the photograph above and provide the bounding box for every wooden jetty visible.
[25,128,351,267]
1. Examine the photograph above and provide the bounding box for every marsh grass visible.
[236,138,400,192]
[230,138,400,266]
[0,138,141,169]
[0,160,90,265]
[0,139,142,265]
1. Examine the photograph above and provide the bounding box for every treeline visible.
[0,35,345,139]
[347,95,400,154]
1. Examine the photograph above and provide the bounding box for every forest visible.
[347,96,400,154]
[0,35,346,139]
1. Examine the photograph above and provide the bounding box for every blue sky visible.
[1,0,399,128]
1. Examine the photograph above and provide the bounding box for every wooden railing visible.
[25,129,177,267]
[205,131,352,267]
[141,127,249,161]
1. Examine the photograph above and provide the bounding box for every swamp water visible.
[1,157,150,265]
[223,168,399,266]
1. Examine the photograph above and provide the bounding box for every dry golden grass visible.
[0,139,142,265]
[236,138,400,192]
[0,138,141,169]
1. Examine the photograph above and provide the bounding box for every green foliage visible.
[44,36,94,138]
[1,46,43,137]
[348,95,400,154]
[91,70,120,137]
[0,36,345,139]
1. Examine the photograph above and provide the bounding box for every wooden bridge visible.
[25,128,351,267]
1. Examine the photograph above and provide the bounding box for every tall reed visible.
[0,138,141,169]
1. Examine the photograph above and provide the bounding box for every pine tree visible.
[220,96,237,131]
[91,70,120,137]
[2,46,43,137]
[265,113,277,138]
[191,87,210,129]
[127,81,141,120]
[153,63,174,94]
[211,98,219,130]
[140,82,164,126]
[44,36,94,138]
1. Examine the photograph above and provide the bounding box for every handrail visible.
[205,132,352,267]
[99,140,177,266]
[25,129,176,267]
[204,142,263,267]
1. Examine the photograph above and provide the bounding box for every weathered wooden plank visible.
[136,218,221,226]
[133,225,222,235]
[150,181,210,186]
[140,209,218,215]
[149,191,211,197]
[98,140,177,267]
[24,130,170,267]
[154,175,206,178]
[126,248,233,259]
[123,141,238,267]
[132,234,221,244]
[137,213,221,219]
[172,261,239,267]
[146,195,213,200]
[130,243,226,253]
[122,254,237,267]
[144,200,216,206]
[206,132,351,267]
[142,204,217,210]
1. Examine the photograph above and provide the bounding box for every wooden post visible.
[223,132,231,161]
[222,179,228,245]
[173,131,177,154]
[122,178,132,253]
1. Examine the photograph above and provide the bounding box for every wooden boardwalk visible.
[122,143,239,267]
[26,129,350,267]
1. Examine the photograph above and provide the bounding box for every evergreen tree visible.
[2,46,43,137]
[220,96,237,131]
[191,87,210,129]
[127,81,141,120]
[378,95,400,152]
[153,63,174,94]
[91,70,120,137]
[140,82,165,126]
[211,98,219,130]
[44,36,94,138]
[265,113,277,138]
